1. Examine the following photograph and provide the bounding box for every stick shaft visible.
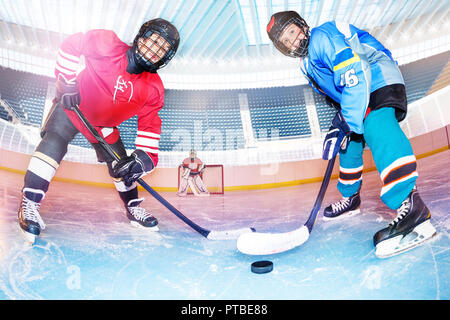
[72,105,211,237]
[304,156,336,232]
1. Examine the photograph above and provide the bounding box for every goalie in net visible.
[177,150,210,197]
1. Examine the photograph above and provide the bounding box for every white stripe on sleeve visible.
[135,136,159,149]
[137,131,161,139]
[58,49,80,63]
[136,146,159,154]
[56,54,79,72]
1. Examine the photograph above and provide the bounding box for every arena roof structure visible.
[0,0,449,87]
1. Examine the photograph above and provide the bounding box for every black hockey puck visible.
[251,260,273,274]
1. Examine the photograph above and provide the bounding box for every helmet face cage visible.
[277,18,310,58]
[268,12,310,58]
[133,19,180,72]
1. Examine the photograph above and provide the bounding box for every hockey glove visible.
[322,111,352,160]
[56,74,81,110]
[112,149,155,186]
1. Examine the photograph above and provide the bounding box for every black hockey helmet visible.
[131,18,180,73]
[267,11,310,58]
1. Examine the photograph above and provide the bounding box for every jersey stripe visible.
[55,63,76,77]
[137,131,161,139]
[58,48,80,63]
[383,162,417,185]
[135,136,159,149]
[28,156,57,182]
[380,172,418,197]
[333,53,360,71]
[136,145,159,154]
[380,155,416,181]
[339,164,364,173]
[56,54,79,72]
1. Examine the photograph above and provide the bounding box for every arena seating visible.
[313,93,336,132]
[399,51,449,103]
[0,51,447,150]
[246,86,311,139]
[0,102,12,122]
[0,67,49,126]
[159,89,244,151]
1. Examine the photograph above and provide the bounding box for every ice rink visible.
[0,150,448,300]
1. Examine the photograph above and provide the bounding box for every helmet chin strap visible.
[126,49,146,74]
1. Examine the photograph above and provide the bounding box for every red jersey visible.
[55,29,163,166]
[182,157,204,174]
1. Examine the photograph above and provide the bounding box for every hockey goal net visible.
[177,164,224,195]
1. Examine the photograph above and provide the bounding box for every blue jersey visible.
[301,21,405,134]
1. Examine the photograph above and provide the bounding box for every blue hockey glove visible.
[322,111,352,160]
[112,149,155,186]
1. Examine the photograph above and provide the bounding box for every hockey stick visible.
[71,104,254,240]
[236,156,336,255]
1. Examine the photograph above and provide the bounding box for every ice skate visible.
[18,188,46,244]
[195,190,210,197]
[126,198,159,231]
[323,192,360,221]
[373,189,437,258]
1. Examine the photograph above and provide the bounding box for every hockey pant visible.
[178,169,209,196]
[337,107,417,210]
[23,102,140,206]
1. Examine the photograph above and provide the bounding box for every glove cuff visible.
[132,149,155,173]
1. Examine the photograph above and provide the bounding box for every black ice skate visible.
[18,188,46,244]
[126,198,159,231]
[373,188,437,258]
[323,192,361,221]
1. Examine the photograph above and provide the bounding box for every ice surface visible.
[0,151,448,299]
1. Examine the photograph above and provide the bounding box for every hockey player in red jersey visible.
[177,150,210,197]
[18,19,180,243]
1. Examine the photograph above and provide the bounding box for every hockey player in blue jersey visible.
[267,11,437,258]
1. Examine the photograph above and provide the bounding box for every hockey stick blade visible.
[236,158,336,255]
[237,226,309,255]
[207,227,256,240]
[139,177,255,239]
[72,104,255,240]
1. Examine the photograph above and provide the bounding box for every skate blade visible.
[323,208,360,221]
[375,220,437,259]
[130,221,159,232]
[19,226,37,245]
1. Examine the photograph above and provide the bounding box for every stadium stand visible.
[0,67,50,126]
[159,89,244,151]
[0,101,12,122]
[313,92,336,132]
[0,51,448,150]
[399,51,450,103]
[246,86,312,139]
